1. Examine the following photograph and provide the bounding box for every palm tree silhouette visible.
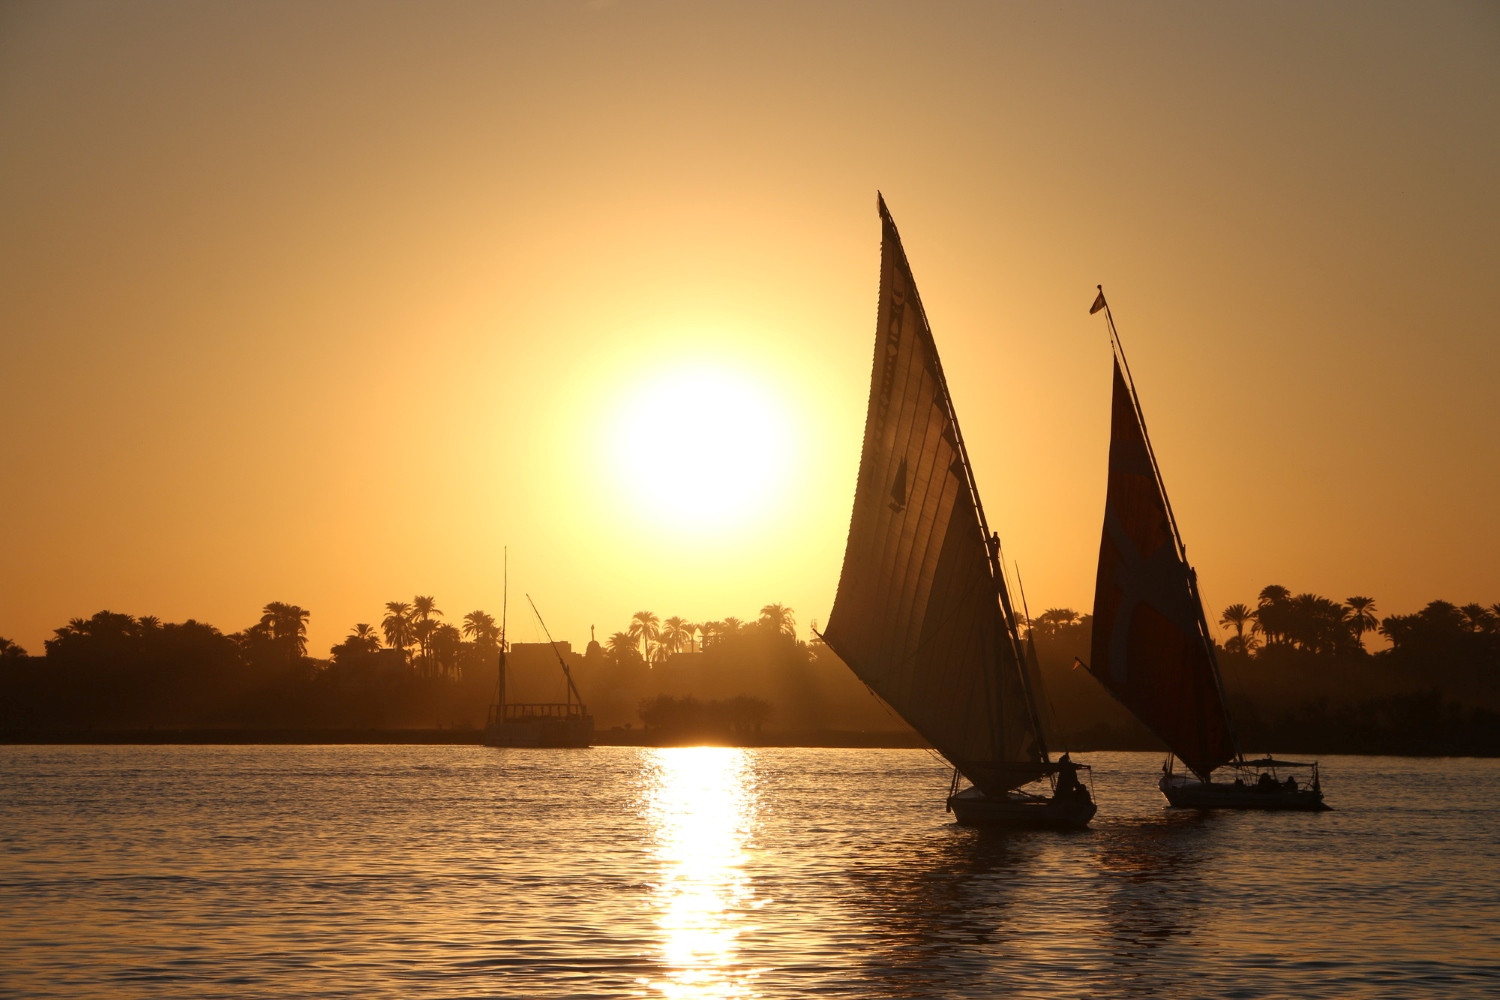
[660,616,692,656]
[343,623,382,654]
[260,602,310,660]
[410,596,443,672]
[462,610,500,650]
[758,603,796,637]
[629,611,660,664]
[1459,603,1494,632]
[431,623,464,678]
[382,602,414,662]
[1345,597,1379,647]
[411,618,438,677]
[1218,603,1259,655]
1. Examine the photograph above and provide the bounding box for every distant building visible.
[510,641,571,657]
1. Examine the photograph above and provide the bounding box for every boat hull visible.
[483,716,593,748]
[948,788,1096,830]
[1161,776,1327,811]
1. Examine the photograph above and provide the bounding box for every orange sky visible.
[2,2,1497,657]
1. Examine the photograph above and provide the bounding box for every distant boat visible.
[821,196,1095,831]
[482,560,593,748]
[1084,287,1327,810]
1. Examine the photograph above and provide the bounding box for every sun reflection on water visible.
[642,747,761,999]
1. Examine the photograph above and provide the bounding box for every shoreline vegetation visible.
[2,587,1497,755]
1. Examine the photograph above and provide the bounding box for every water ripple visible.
[1,746,1497,998]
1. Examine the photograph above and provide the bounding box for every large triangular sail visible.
[823,197,1047,795]
[1087,302,1238,779]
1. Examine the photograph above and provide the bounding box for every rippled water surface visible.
[2,746,1497,998]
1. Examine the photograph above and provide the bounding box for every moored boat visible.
[482,564,593,748]
[820,195,1093,831]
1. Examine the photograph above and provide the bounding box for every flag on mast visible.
[1090,288,1108,315]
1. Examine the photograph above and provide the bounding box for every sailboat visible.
[1085,287,1327,810]
[482,556,593,748]
[820,196,1095,831]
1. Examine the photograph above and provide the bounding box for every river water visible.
[1,746,1496,998]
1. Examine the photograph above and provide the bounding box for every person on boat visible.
[1233,776,1246,792]
[1054,753,1090,802]
[1257,771,1277,792]
[1284,775,1298,792]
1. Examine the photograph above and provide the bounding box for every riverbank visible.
[0,728,930,748]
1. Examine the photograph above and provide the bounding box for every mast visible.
[497,547,508,716]
[1091,286,1243,769]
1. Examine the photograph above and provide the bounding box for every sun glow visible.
[607,365,795,533]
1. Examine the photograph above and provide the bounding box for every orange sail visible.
[1088,359,1237,779]
[823,198,1046,795]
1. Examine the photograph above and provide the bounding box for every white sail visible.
[823,197,1046,794]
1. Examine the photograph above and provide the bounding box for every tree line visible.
[599,604,798,667]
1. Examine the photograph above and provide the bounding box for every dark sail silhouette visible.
[1087,358,1237,779]
[823,197,1049,797]
[1086,288,1326,810]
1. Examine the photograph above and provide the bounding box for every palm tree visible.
[462,610,500,650]
[345,624,382,654]
[759,603,797,637]
[629,611,660,664]
[1256,585,1292,645]
[1219,604,1255,642]
[382,602,413,660]
[411,618,438,677]
[431,623,464,678]
[1345,597,1379,647]
[1460,603,1494,632]
[660,616,692,656]
[408,596,443,669]
[260,602,310,659]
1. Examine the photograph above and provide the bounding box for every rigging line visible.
[525,594,585,710]
[995,538,1049,761]
[1101,292,1188,565]
[1015,563,1064,757]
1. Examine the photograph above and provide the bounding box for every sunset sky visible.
[2,1,1496,658]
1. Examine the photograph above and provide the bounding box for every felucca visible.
[820,197,1095,830]
[483,554,593,748]
[1085,287,1327,810]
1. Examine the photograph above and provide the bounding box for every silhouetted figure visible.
[1055,753,1090,802]
[1258,771,1277,792]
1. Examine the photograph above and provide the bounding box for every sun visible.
[607,364,794,533]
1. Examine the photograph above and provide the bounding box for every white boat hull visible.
[948,787,1096,830]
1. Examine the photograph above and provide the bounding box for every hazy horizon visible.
[2,1,1497,657]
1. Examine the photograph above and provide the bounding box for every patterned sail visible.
[1088,360,1237,777]
[823,199,1046,795]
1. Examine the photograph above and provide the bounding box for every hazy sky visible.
[2,1,1497,657]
